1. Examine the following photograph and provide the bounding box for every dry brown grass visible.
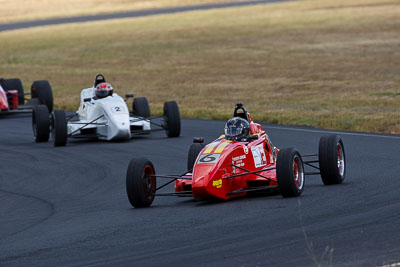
[0,0,399,133]
[0,0,247,23]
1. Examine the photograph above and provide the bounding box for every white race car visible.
[32,74,181,146]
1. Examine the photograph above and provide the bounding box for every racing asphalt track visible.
[0,113,399,266]
[0,0,289,32]
[1,0,400,265]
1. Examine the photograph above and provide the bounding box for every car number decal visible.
[197,154,220,164]
[110,105,125,113]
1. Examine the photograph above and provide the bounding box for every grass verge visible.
[0,0,399,133]
[0,0,247,23]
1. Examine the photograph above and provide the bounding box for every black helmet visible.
[224,117,250,141]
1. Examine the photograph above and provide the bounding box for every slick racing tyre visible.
[163,101,181,138]
[318,135,346,185]
[187,143,205,171]
[132,97,150,117]
[51,110,68,147]
[1,78,25,105]
[32,105,50,142]
[31,80,53,112]
[276,148,305,197]
[126,158,156,208]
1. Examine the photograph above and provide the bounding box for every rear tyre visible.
[31,80,53,112]
[318,135,346,185]
[51,110,68,147]
[32,105,50,142]
[1,78,24,105]
[126,158,156,208]
[187,143,205,171]
[276,148,305,197]
[163,101,181,137]
[132,97,150,117]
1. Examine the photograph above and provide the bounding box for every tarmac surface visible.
[0,0,289,32]
[1,113,399,266]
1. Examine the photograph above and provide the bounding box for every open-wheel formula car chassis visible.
[32,99,181,146]
[126,104,345,208]
[0,77,53,115]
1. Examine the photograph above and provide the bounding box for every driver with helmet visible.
[94,82,113,99]
[224,103,277,159]
[224,117,250,141]
[77,74,116,118]
[224,103,256,142]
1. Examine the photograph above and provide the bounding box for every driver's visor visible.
[225,125,243,137]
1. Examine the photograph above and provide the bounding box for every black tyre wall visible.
[51,110,68,147]
[126,158,156,208]
[31,80,53,112]
[187,143,205,171]
[32,105,50,142]
[163,101,181,137]
[318,135,346,185]
[276,147,304,197]
[132,97,150,117]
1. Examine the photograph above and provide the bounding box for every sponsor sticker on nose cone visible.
[213,179,222,188]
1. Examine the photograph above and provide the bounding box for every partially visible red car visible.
[126,103,346,208]
[0,77,53,115]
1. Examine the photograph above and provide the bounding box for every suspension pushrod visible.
[304,162,320,170]
[68,115,104,136]
[227,165,275,182]
[151,174,191,180]
[155,170,191,191]
[302,154,318,157]
[155,179,175,191]
[303,160,319,163]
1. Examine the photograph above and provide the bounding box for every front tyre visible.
[187,143,205,171]
[32,105,50,142]
[126,158,156,208]
[318,135,346,185]
[276,148,305,197]
[163,101,181,137]
[51,110,68,147]
[132,97,150,117]
[31,80,54,112]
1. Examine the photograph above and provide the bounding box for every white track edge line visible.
[379,262,400,267]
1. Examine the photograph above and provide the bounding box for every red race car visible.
[126,103,346,208]
[0,77,53,115]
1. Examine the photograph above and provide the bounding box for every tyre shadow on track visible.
[0,113,31,120]
[127,181,353,210]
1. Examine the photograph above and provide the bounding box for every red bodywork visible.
[175,113,279,200]
[0,85,19,111]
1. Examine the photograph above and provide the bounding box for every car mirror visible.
[247,135,258,141]
[125,93,134,99]
[84,98,92,102]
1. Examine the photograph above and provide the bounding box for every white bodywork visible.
[68,88,150,140]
